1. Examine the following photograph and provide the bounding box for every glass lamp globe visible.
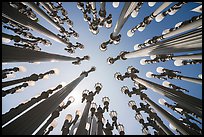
[66,114,73,122]
[175,22,182,28]
[18,66,26,72]
[174,60,183,66]
[156,67,164,73]
[50,119,58,128]
[146,72,153,78]
[155,13,165,22]
[131,10,139,18]
[59,101,65,107]
[16,87,25,93]
[118,124,125,133]
[53,68,60,75]
[114,72,121,80]
[112,2,119,8]
[76,110,81,117]
[90,102,97,110]
[121,86,129,93]
[43,74,49,80]
[102,96,110,104]
[150,55,157,60]
[68,96,75,103]
[138,26,145,32]
[27,81,36,86]
[158,98,167,105]
[148,2,156,7]
[6,73,15,79]
[128,100,136,108]
[198,74,202,79]
[162,81,170,87]
[162,29,170,35]
[134,44,140,50]
[110,110,117,119]
[127,29,134,37]
[140,59,147,65]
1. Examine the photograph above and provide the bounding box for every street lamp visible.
[102,96,110,112]
[44,120,58,135]
[112,2,119,8]
[162,81,189,92]
[75,83,102,135]
[61,110,81,135]
[2,67,95,135]
[117,123,125,135]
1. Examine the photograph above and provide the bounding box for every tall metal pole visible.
[178,75,202,85]
[171,53,202,60]
[2,67,95,135]
[22,2,63,31]
[124,28,202,58]
[112,2,137,37]
[142,94,199,135]
[134,76,202,119]
[2,44,77,63]
[2,2,68,45]
[75,101,91,135]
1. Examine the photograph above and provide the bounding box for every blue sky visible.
[2,2,202,135]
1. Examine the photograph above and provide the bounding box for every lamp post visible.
[2,44,88,64]
[75,82,102,135]
[2,84,63,126]
[2,66,26,79]
[128,2,172,36]
[2,2,69,45]
[140,53,202,65]
[135,91,199,135]
[2,67,96,135]
[155,2,187,22]
[3,25,34,39]
[155,67,202,85]
[107,16,202,64]
[128,100,173,135]
[114,66,202,121]
[100,2,138,51]
[43,120,58,135]
[36,96,75,135]
[61,110,81,135]
[162,81,189,93]
[90,96,110,135]
[2,69,59,88]
[109,109,125,135]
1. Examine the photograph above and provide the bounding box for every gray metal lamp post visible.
[114,66,202,121]
[2,2,69,45]
[75,83,103,135]
[100,2,138,51]
[2,67,96,135]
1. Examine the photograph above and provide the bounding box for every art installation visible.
[2,2,202,135]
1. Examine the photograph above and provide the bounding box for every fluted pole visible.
[133,76,202,119]
[2,2,68,45]
[2,84,62,126]
[2,67,95,135]
[171,53,202,60]
[178,75,202,85]
[112,2,137,37]
[2,44,77,63]
[22,2,63,31]
[142,95,199,135]
[124,28,202,58]
[75,102,91,135]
